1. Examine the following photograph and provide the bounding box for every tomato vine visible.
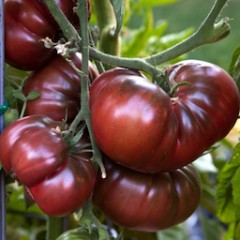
[1,0,240,239]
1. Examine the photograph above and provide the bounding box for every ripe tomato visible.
[23,53,98,122]
[93,157,201,232]
[0,115,56,174]
[90,60,240,173]
[0,115,96,216]
[4,0,90,70]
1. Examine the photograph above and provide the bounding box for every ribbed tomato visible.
[90,60,240,173]
[23,52,98,122]
[93,157,201,232]
[0,115,96,216]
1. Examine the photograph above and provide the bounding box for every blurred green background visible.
[153,0,240,70]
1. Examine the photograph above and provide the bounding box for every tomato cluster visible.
[0,115,96,216]
[2,0,97,217]
[89,61,240,231]
[2,0,240,234]
[4,0,90,70]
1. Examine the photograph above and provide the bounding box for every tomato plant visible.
[0,115,96,216]
[23,52,98,122]
[93,156,201,232]
[2,0,240,239]
[90,61,240,173]
[4,0,90,70]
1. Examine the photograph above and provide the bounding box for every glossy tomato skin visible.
[0,115,97,216]
[23,53,98,122]
[11,127,68,186]
[0,115,56,174]
[4,0,89,70]
[90,68,178,173]
[90,61,240,173]
[93,157,201,232]
[164,60,240,168]
[29,155,96,216]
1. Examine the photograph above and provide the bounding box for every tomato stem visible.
[144,0,230,65]
[44,0,229,89]
[44,0,80,45]
[93,0,121,57]
[78,200,111,240]
[75,0,106,178]
[46,216,65,240]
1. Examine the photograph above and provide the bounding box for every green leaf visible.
[224,223,236,240]
[198,210,225,240]
[232,168,240,206]
[26,90,40,100]
[135,0,179,9]
[121,9,154,57]
[228,45,240,91]
[12,90,26,102]
[110,0,125,36]
[229,45,240,77]
[56,227,98,240]
[216,143,240,223]
[157,223,188,240]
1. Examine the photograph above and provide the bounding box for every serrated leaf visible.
[26,90,40,100]
[110,0,125,36]
[216,143,240,223]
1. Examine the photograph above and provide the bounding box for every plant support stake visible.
[0,0,6,239]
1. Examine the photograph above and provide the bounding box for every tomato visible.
[23,53,98,122]
[0,115,96,216]
[4,0,90,70]
[0,115,56,174]
[93,156,201,232]
[90,60,240,173]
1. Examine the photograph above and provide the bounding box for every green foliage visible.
[134,0,179,9]
[157,223,188,240]
[110,0,125,36]
[216,143,240,239]
[121,5,193,63]
[3,0,240,239]
[56,227,99,240]
[228,45,240,91]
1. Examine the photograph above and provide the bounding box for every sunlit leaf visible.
[135,0,179,9]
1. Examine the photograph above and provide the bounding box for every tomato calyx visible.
[169,81,192,97]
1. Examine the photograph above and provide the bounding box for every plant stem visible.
[45,0,230,80]
[44,0,81,45]
[144,0,230,65]
[46,217,64,240]
[93,0,121,56]
[76,0,106,177]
